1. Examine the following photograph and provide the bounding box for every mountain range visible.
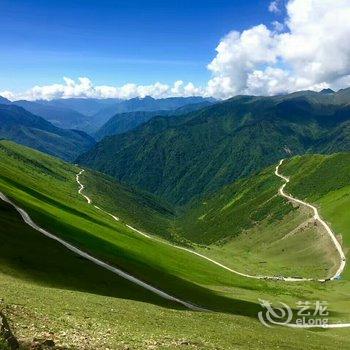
[94,100,214,140]
[0,104,95,161]
[38,97,122,116]
[3,96,213,135]
[14,99,93,132]
[1,87,350,349]
[91,96,215,130]
[0,139,349,349]
[0,95,11,104]
[77,88,350,205]
[0,95,215,162]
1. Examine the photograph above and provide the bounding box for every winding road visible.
[77,163,346,283]
[275,159,346,281]
[0,160,348,327]
[76,170,295,282]
[76,164,350,328]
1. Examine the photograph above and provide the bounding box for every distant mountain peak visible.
[0,104,95,161]
[0,96,12,105]
[320,88,335,94]
[78,92,350,205]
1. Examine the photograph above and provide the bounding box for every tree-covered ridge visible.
[94,100,214,140]
[0,104,95,161]
[78,90,350,205]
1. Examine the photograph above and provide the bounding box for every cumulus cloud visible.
[269,1,281,13]
[272,20,285,32]
[2,0,350,101]
[207,25,278,97]
[207,0,350,98]
[4,77,205,101]
[0,90,15,100]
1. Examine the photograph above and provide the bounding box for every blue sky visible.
[0,0,276,92]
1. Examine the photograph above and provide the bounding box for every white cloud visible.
[206,25,278,98]
[4,77,205,101]
[207,0,350,98]
[269,1,281,13]
[272,21,285,32]
[2,0,350,101]
[0,90,15,100]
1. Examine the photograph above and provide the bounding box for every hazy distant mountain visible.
[0,96,11,105]
[41,98,122,116]
[13,100,93,132]
[78,89,350,205]
[273,87,350,106]
[0,104,95,161]
[92,96,215,128]
[95,100,214,140]
[12,96,214,134]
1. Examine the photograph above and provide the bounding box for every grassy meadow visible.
[0,140,349,348]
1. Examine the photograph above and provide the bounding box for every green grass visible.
[0,200,172,308]
[81,168,178,241]
[77,93,350,206]
[178,162,338,279]
[179,165,295,244]
[1,200,349,349]
[1,140,350,348]
[196,209,339,279]
[0,140,274,314]
[281,153,350,281]
[0,338,11,350]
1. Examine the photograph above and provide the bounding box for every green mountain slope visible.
[77,91,350,205]
[178,164,292,244]
[79,168,177,240]
[0,104,95,161]
[0,141,350,348]
[95,101,214,140]
[0,199,169,306]
[0,95,11,104]
[3,198,347,349]
[0,140,268,314]
[179,152,350,244]
[95,110,171,140]
[178,153,350,279]
[282,153,350,278]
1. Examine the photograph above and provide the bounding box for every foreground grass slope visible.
[0,146,348,348]
[1,141,350,348]
[2,201,347,349]
[0,140,270,314]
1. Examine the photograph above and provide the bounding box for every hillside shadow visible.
[0,174,120,231]
[0,200,262,317]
